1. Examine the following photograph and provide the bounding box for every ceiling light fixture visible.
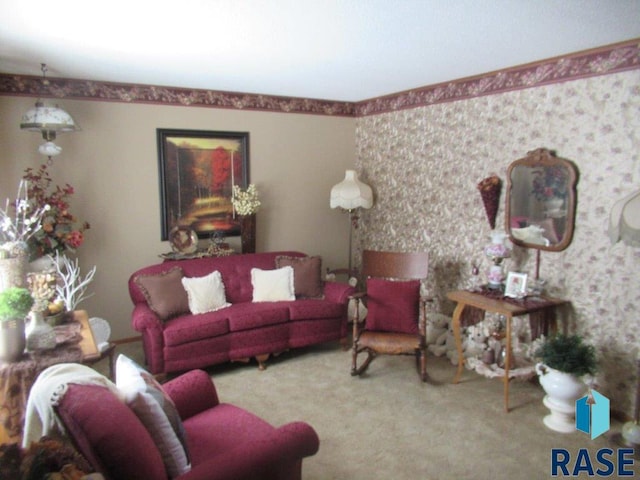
[20,63,78,163]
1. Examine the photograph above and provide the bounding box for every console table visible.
[447,290,569,412]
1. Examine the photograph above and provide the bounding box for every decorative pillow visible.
[181,270,230,314]
[134,267,189,321]
[365,278,420,335]
[251,267,295,302]
[116,354,191,478]
[275,255,324,298]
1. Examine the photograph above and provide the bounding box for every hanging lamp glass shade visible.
[20,100,78,159]
[20,101,78,135]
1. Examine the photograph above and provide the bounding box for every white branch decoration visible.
[53,252,97,311]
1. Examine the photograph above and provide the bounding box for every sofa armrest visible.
[162,370,219,419]
[178,421,319,480]
[131,303,164,331]
[323,281,356,304]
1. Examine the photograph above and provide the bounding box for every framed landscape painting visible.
[157,128,249,240]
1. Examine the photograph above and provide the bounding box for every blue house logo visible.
[550,390,635,476]
[575,389,610,439]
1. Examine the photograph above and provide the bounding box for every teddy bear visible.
[428,319,453,358]
[426,313,449,346]
[444,324,465,365]
[464,324,488,359]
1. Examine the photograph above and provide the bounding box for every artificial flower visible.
[231,184,261,216]
[21,164,90,257]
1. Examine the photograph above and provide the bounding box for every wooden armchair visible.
[350,250,430,381]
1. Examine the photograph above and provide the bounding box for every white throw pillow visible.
[251,266,296,302]
[116,354,191,478]
[181,270,230,314]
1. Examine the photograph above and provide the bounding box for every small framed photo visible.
[505,272,528,298]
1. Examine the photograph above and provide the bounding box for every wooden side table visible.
[0,310,112,445]
[447,290,569,412]
[82,343,116,381]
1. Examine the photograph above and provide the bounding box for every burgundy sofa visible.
[56,369,320,480]
[129,251,355,374]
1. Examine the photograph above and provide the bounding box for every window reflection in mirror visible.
[506,149,578,252]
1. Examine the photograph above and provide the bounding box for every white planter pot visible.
[0,317,26,363]
[536,362,587,433]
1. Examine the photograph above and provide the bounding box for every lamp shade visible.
[20,101,78,135]
[330,170,374,211]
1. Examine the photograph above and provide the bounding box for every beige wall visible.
[0,97,355,339]
[355,70,640,416]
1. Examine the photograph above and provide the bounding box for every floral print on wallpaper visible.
[355,70,640,417]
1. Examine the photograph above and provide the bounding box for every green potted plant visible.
[534,333,598,433]
[535,333,597,377]
[0,287,34,362]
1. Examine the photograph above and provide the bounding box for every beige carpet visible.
[110,340,638,480]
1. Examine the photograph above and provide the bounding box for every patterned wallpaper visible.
[355,70,640,417]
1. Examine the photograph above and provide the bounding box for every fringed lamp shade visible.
[330,170,373,211]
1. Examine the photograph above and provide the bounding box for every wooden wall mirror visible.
[505,148,578,252]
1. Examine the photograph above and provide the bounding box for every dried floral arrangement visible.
[0,181,50,259]
[231,184,261,216]
[477,175,502,229]
[22,164,90,258]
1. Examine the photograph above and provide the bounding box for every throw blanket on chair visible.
[22,363,123,448]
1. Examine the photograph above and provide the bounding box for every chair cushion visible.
[275,255,324,298]
[116,354,191,478]
[365,278,420,335]
[134,267,189,321]
[56,384,168,480]
[181,270,230,314]
[251,267,295,302]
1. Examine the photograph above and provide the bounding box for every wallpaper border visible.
[0,39,637,117]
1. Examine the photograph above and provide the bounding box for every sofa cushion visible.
[181,270,230,314]
[251,267,295,302]
[275,255,324,298]
[182,403,276,463]
[116,354,191,478]
[287,298,345,320]
[163,311,230,346]
[135,267,189,321]
[227,302,290,332]
[365,278,420,335]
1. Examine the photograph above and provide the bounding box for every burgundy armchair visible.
[55,369,319,480]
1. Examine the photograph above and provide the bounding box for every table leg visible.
[452,302,467,384]
[504,314,512,412]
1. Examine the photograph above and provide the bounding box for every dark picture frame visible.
[157,128,249,240]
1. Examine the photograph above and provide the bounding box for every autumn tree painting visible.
[157,129,249,240]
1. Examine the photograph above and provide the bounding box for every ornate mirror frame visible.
[505,148,578,252]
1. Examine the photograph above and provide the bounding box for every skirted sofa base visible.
[129,251,354,374]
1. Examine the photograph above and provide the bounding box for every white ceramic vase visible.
[536,362,587,433]
[0,317,26,362]
[25,310,57,351]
